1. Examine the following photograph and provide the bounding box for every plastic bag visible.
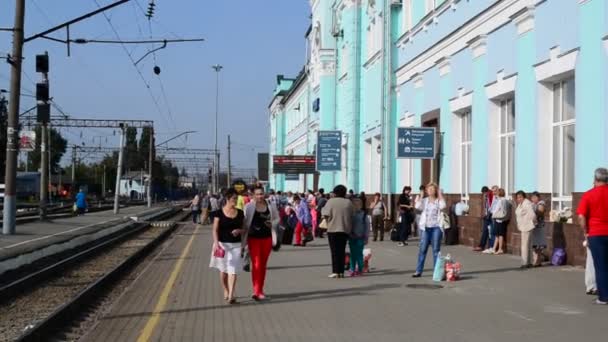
[446,262,462,281]
[363,248,372,273]
[433,252,446,282]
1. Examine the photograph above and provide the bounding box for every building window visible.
[552,77,575,211]
[461,110,472,198]
[367,15,382,60]
[340,44,349,78]
[402,0,412,32]
[499,98,515,195]
[425,0,437,13]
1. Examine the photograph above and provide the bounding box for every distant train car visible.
[16,172,41,200]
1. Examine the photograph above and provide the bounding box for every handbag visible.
[213,245,225,258]
[242,249,251,272]
[492,200,507,220]
[441,212,451,230]
[319,218,328,229]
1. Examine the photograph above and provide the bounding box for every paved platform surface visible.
[84,223,606,342]
[0,205,168,261]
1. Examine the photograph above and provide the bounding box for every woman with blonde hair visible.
[490,188,509,255]
[412,183,446,278]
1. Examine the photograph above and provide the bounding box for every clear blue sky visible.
[0,0,309,174]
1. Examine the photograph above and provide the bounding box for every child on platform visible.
[349,198,370,276]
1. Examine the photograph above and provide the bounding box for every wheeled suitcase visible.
[273,226,286,251]
[282,226,294,245]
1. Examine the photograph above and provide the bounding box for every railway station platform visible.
[83,223,606,342]
[0,205,176,275]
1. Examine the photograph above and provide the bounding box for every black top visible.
[398,194,412,212]
[216,209,244,243]
[248,207,272,239]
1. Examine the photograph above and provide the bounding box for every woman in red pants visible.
[243,185,280,301]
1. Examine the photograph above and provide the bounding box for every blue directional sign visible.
[316,130,342,171]
[285,174,299,181]
[397,127,436,159]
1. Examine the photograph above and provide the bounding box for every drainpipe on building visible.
[332,7,339,188]
[351,0,362,193]
[379,4,386,213]
[382,0,393,218]
[306,66,312,190]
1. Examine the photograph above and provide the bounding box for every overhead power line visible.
[92,0,175,130]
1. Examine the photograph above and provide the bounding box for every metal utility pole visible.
[102,164,106,198]
[71,147,76,191]
[39,52,50,220]
[3,0,26,235]
[114,125,126,214]
[40,123,48,219]
[227,134,231,187]
[212,64,223,194]
[147,127,153,207]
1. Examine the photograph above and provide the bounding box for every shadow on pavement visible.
[267,263,329,270]
[276,246,329,252]
[102,282,402,320]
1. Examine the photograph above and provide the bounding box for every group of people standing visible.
[474,186,549,268]
[199,166,608,306]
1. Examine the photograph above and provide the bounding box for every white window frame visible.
[402,0,413,33]
[340,43,349,79]
[425,0,437,13]
[460,110,472,200]
[367,14,382,60]
[551,76,576,211]
[499,98,515,195]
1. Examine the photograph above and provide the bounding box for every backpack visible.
[351,212,367,239]
[551,248,567,266]
[287,213,298,230]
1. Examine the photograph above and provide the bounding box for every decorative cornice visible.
[435,57,451,77]
[396,0,523,86]
[320,60,336,76]
[341,0,361,10]
[485,70,517,101]
[413,73,424,89]
[363,50,382,69]
[449,88,473,114]
[511,6,535,35]
[534,46,578,83]
[467,34,487,59]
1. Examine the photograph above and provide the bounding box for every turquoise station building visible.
[270,0,608,211]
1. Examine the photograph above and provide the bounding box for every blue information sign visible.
[285,174,299,181]
[396,127,436,159]
[316,130,342,171]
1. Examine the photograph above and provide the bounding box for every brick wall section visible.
[381,191,587,266]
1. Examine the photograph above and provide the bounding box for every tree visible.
[27,127,67,173]
[124,127,140,171]
[138,126,155,170]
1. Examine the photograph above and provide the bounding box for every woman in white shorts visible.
[209,188,244,304]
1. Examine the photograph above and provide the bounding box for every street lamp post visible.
[211,64,223,194]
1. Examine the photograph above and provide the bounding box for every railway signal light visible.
[37,103,50,123]
[36,82,49,102]
[36,54,49,73]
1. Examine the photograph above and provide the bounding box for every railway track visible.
[0,206,191,342]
